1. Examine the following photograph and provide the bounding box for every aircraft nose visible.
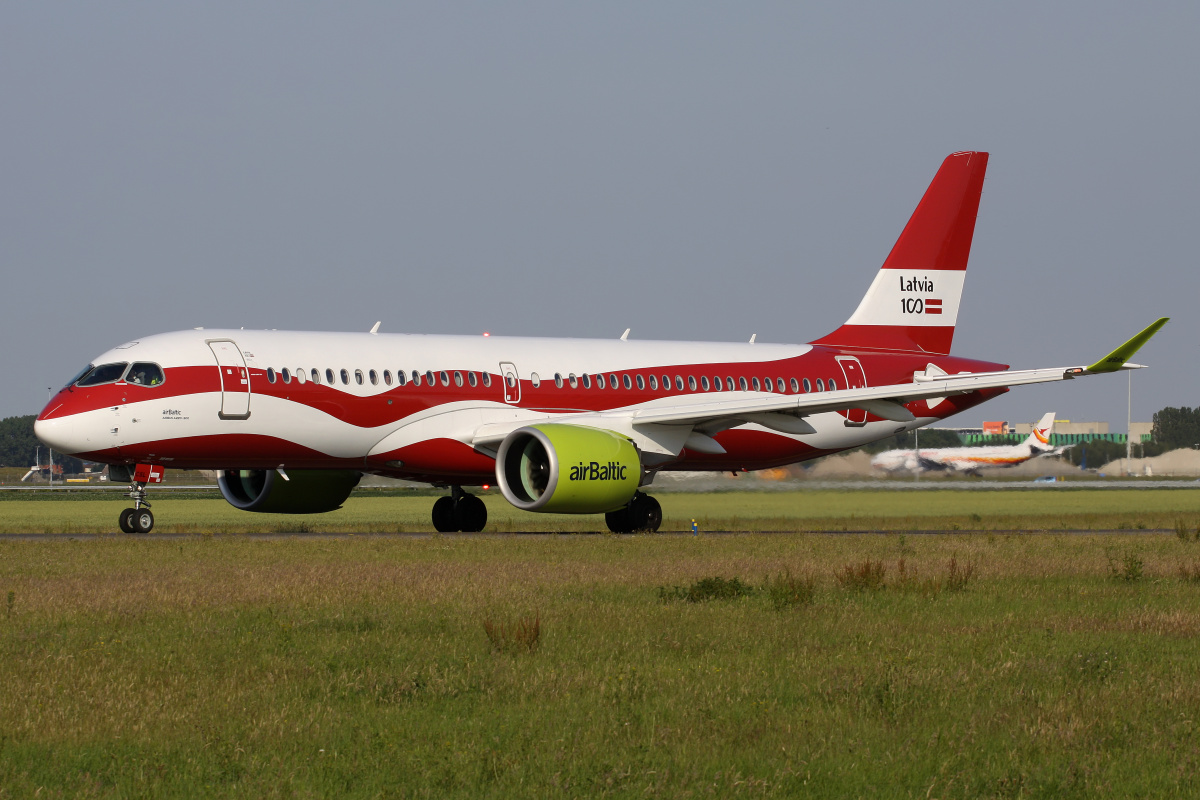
[34,416,88,456]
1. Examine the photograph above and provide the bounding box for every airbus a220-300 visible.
[35,152,1168,533]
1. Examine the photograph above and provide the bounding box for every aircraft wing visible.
[473,318,1168,452]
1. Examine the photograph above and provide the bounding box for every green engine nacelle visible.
[217,469,362,514]
[495,424,641,513]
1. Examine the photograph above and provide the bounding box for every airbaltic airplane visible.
[35,152,1168,534]
[871,411,1069,474]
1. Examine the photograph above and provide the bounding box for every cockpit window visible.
[65,364,94,388]
[125,363,165,387]
[76,362,129,387]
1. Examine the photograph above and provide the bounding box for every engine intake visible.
[217,469,362,514]
[495,424,640,513]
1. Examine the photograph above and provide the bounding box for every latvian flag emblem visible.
[924,298,942,315]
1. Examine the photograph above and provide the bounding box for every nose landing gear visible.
[432,486,488,532]
[117,463,163,534]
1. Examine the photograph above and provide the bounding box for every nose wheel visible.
[432,487,488,532]
[118,479,155,533]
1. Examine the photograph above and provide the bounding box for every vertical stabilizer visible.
[1024,412,1056,451]
[812,151,989,354]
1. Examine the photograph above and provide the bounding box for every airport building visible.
[932,420,1153,447]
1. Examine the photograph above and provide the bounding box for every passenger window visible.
[531,372,540,388]
[76,362,130,387]
[397,371,407,386]
[126,362,165,387]
[482,373,492,387]
[426,370,435,386]
[568,373,578,388]
[829,378,837,391]
[383,370,392,386]
[312,368,321,384]
[762,376,772,392]
[816,379,824,392]
[752,377,761,391]
[355,370,365,386]
[777,378,785,392]
[440,371,450,387]
[596,374,606,389]
[739,376,748,391]
[554,373,564,388]
[411,371,422,386]
[296,369,306,385]
[713,376,722,391]
[648,375,658,390]
[267,368,277,384]
[582,374,592,389]
[340,369,350,385]
[283,368,292,384]
[326,368,335,384]
[699,376,709,391]
[623,374,632,390]
[369,370,379,385]
[610,374,618,389]
[635,374,645,390]
[675,375,684,391]
[454,371,464,387]
[803,378,811,393]
[663,375,671,390]
[790,378,799,393]
[468,372,478,387]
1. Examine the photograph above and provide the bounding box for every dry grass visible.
[483,612,541,653]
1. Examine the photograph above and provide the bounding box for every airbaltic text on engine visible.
[569,461,629,482]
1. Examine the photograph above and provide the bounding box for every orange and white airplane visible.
[871,411,1069,474]
[34,152,1168,533]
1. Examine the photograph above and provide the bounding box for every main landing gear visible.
[605,492,662,533]
[432,486,488,533]
[118,481,154,534]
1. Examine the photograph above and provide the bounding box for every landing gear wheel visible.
[453,494,488,533]
[606,493,662,533]
[131,508,154,534]
[432,496,456,532]
[631,494,662,532]
[118,508,135,533]
[605,506,632,533]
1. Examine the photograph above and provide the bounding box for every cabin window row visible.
[265,368,495,388]
[541,373,836,394]
[263,367,839,394]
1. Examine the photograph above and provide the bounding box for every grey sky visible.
[3,3,1195,429]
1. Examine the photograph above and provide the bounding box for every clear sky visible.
[3,3,1195,429]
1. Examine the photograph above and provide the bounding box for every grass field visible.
[5,493,1200,796]
[3,487,1200,534]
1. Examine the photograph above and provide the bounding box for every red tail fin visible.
[812,151,989,354]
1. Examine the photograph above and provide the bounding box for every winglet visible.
[1085,317,1169,373]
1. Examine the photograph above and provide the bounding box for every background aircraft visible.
[34,153,1167,533]
[871,412,1070,475]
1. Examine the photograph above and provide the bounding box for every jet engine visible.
[217,469,362,514]
[495,424,641,513]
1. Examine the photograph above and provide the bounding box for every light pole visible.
[1126,370,1133,476]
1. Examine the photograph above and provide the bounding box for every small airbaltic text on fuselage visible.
[568,461,630,482]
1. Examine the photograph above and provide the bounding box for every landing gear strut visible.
[118,481,154,534]
[432,486,488,533]
[605,492,662,533]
